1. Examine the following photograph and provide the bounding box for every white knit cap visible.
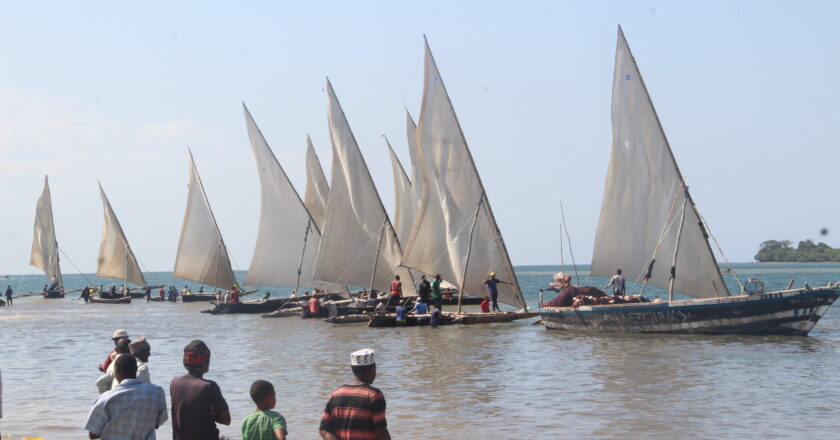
[553,272,567,282]
[112,329,129,339]
[350,348,375,366]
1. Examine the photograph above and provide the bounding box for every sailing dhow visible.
[400,40,528,314]
[311,80,416,296]
[94,183,147,303]
[30,175,64,298]
[172,150,238,300]
[539,27,839,335]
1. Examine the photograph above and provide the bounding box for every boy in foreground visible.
[242,380,288,440]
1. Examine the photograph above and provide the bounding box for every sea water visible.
[1,263,839,439]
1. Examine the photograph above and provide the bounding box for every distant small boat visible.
[90,295,131,304]
[30,176,65,298]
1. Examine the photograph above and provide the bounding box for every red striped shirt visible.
[320,384,387,440]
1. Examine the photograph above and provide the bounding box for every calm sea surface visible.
[1,263,840,439]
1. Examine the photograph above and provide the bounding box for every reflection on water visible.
[0,264,839,439]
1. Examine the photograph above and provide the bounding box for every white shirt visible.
[97,355,151,394]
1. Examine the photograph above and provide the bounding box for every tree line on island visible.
[755,239,840,262]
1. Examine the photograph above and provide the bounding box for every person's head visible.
[114,354,138,383]
[616,269,622,275]
[417,297,424,303]
[249,380,276,410]
[489,272,496,279]
[129,337,151,362]
[183,340,211,377]
[395,275,400,281]
[435,274,441,281]
[115,337,132,354]
[484,296,490,301]
[421,275,426,281]
[399,300,405,306]
[350,348,377,384]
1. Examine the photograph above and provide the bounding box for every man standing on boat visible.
[319,348,390,440]
[431,274,443,311]
[418,275,431,304]
[5,285,12,306]
[388,275,402,307]
[604,269,626,296]
[484,272,510,312]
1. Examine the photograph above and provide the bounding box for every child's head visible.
[250,380,276,410]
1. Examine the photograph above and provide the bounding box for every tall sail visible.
[385,138,414,245]
[590,27,728,299]
[312,80,416,295]
[401,40,526,309]
[304,136,330,230]
[97,184,147,287]
[243,104,321,289]
[172,150,237,290]
[405,111,423,213]
[29,175,63,289]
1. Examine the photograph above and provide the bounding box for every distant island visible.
[755,240,840,262]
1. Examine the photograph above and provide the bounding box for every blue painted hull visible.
[540,287,839,336]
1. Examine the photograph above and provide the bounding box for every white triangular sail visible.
[304,136,331,231]
[97,184,147,287]
[29,175,63,289]
[312,80,416,295]
[406,111,423,216]
[172,151,237,290]
[242,104,321,289]
[385,138,414,246]
[401,40,526,309]
[590,27,728,299]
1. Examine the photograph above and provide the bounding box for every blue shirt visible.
[85,378,168,440]
[396,305,406,321]
[484,278,502,294]
[412,302,428,315]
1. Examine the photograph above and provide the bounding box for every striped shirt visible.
[320,384,387,439]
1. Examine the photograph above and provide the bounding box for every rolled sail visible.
[311,80,416,295]
[97,184,146,287]
[30,175,63,289]
[304,136,331,231]
[173,151,237,290]
[590,27,728,299]
[401,40,526,309]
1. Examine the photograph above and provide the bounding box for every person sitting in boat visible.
[48,276,59,291]
[480,296,491,313]
[395,300,407,325]
[42,284,48,294]
[230,286,240,304]
[199,286,204,293]
[543,273,606,307]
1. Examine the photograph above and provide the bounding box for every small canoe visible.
[367,312,456,327]
[43,291,65,299]
[204,298,290,315]
[182,289,259,302]
[325,314,370,325]
[90,295,131,304]
[446,311,539,324]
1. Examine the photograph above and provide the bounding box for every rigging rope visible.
[58,247,93,285]
[696,210,744,291]
[559,201,580,287]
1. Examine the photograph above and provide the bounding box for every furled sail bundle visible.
[304,136,331,231]
[385,138,414,245]
[242,104,327,291]
[312,80,416,295]
[401,40,526,310]
[173,150,238,290]
[97,183,146,287]
[590,27,728,299]
[30,175,63,289]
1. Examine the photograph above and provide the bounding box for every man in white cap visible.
[319,349,390,440]
[128,337,152,384]
[99,329,129,372]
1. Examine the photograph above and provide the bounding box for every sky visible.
[1,1,839,275]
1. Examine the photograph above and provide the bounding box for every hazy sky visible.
[1,1,838,276]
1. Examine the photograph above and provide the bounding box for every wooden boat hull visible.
[325,314,370,324]
[206,298,289,315]
[180,293,218,302]
[448,311,539,324]
[539,287,839,336]
[90,296,131,304]
[368,313,456,327]
[43,291,65,299]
